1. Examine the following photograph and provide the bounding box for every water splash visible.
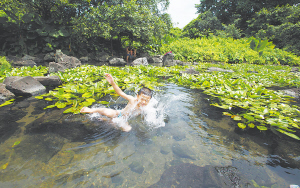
[84,88,189,130]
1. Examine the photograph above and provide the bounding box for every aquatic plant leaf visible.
[35,96,43,99]
[82,92,93,98]
[12,141,20,147]
[58,88,64,95]
[2,163,8,170]
[55,102,67,109]
[223,112,232,116]
[86,98,96,103]
[61,94,72,99]
[44,105,56,109]
[231,115,242,121]
[277,129,300,140]
[238,123,246,129]
[257,126,267,131]
[99,101,109,104]
[248,123,255,128]
[63,107,77,114]
[244,114,254,122]
[45,98,53,101]
[0,99,14,107]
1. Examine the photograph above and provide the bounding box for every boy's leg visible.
[80,107,119,118]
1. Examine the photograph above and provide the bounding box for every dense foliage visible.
[159,36,300,65]
[1,64,300,140]
[0,0,170,57]
[191,1,300,56]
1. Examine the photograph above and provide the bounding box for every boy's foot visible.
[80,107,92,113]
[122,124,132,132]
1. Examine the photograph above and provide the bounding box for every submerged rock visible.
[172,143,195,160]
[129,161,144,174]
[149,163,250,188]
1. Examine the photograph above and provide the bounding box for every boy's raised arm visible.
[105,73,135,101]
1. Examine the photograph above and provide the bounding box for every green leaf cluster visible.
[159,36,300,66]
[35,65,168,114]
[168,63,300,140]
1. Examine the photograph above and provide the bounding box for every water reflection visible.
[0,84,299,187]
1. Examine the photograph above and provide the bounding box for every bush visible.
[159,36,300,66]
[0,56,11,81]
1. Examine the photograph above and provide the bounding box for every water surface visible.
[0,84,299,187]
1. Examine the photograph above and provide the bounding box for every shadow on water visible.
[0,83,299,187]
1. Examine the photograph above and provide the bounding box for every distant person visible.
[126,47,136,63]
[80,73,152,132]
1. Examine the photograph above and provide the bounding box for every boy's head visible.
[137,87,152,107]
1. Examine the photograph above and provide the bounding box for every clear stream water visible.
[0,84,299,187]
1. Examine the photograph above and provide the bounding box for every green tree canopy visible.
[195,0,299,31]
[182,11,222,38]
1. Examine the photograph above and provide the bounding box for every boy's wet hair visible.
[138,87,152,98]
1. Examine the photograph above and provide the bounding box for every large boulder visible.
[0,83,15,101]
[55,50,81,69]
[34,76,62,87]
[131,57,148,66]
[162,53,175,67]
[3,76,46,96]
[47,50,81,73]
[108,57,127,66]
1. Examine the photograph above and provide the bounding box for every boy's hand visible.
[105,73,114,85]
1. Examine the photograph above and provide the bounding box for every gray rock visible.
[48,62,67,73]
[44,52,55,62]
[180,68,200,75]
[148,55,163,64]
[131,57,148,66]
[162,53,175,67]
[0,83,15,101]
[55,50,81,69]
[34,76,62,87]
[21,55,35,61]
[94,52,110,62]
[129,161,144,174]
[172,143,195,160]
[160,145,171,155]
[206,67,234,73]
[4,76,46,96]
[108,57,127,66]
[11,60,36,67]
[149,163,250,188]
[282,88,299,98]
[291,67,299,73]
[79,56,89,63]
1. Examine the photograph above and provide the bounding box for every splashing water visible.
[84,88,189,130]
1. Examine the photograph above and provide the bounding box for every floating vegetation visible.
[0,63,299,140]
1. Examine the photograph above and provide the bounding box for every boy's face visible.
[137,94,151,107]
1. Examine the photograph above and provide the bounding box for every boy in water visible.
[80,73,152,132]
